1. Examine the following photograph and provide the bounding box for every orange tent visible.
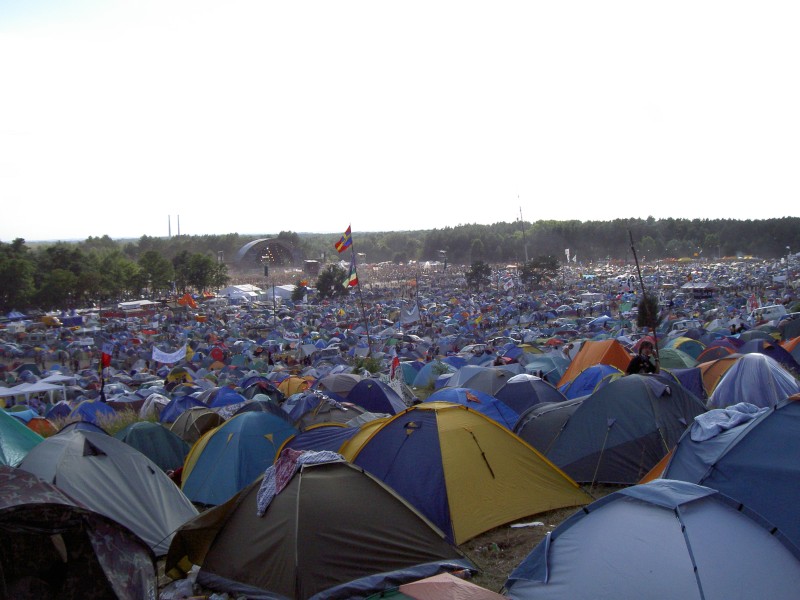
[177,293,198,309]
[557,339,633,388]
[698,354,742,396]
[26,416,57,437]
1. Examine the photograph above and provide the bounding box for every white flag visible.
[565,249,570,262]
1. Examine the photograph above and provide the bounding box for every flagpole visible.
[350,246,373,356]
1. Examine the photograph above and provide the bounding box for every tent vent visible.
[83,439,107,457]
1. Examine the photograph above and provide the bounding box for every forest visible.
[1,217,797,313]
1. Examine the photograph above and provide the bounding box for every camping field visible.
[43,403,616,595]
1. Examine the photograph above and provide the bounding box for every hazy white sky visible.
[2,1,798,242]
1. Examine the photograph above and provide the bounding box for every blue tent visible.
[182,412,298,506]
[159,395,206,424]
[662,399,800,549]
[281,423,361,454]
[557,364,622,400]
[505,479,800,600]
[708,353,800,409]
[68,400,117,426]
[495,374,568,415]
[661,366,707,400]
[426,388,519,429]
[515,374,707,485]
[346,379,407,414]
[739,338,800,373]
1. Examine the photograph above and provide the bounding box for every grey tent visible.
[169,406,225,444]
[0,465,156,600]
[166,457,475,600]
[514,374,707,484]
[19,428,198,556]
[504,479,800,600]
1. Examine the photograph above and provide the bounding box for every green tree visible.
[315,264,348,298]
[138,250,175,295]
[465,260,492,290]
[35,268,79,309]
[0,245,36,312]
[186,253,217,292]
[519,255,559,288]
[172,251,191,292]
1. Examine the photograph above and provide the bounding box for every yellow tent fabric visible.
[277,376,311,396]
[341,402,592,544]
[557,339,633,388]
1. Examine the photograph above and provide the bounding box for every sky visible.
[2,1,799,243]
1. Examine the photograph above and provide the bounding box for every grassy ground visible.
[460,485,618,592]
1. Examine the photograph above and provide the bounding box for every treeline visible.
[302,217,799,265]
[0,237,229,314]
[2,217,797,313]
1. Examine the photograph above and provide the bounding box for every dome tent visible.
[167,454,475,600]
[504,479,800,600]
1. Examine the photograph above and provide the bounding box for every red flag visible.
[391,355,400,379]
[335,226,353,253]
[101,352,112,368]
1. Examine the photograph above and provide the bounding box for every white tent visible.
[0,381,66,403]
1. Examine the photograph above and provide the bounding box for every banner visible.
[152,344,187,364]
[400,304,420,325]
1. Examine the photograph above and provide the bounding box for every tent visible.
[19,428,199,556]
[515,374,707,485]
[399,572,505,599]
[707,353,800,409]
[181,412,299,506]
[280,423,362,455]
[556,339,632,388]
[504,479,800,600]
[0,409,43,466]
[661,399,800,549]
[426,388,519,429]
[159,394,207,424]
[495,373,569,414]
[664,336,705,360]
[315,372,363,396]
[114,421,190,472]
[68,399,117,426]
[346,378,408,414]
[738,338,800,373]
[557,364,622,400]
[698,354,742,396]
[443,365,519,396]
[341,402,591,544]
[0,466,157,600]
[166,456,475,600]
[169,406,226,444]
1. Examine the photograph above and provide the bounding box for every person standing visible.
[626,340,659,375]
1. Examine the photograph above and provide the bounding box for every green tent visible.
[0,410,43,467]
